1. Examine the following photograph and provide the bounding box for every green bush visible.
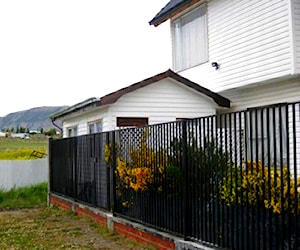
[167,139,231,199]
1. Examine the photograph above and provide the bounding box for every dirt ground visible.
[0,207,154,250]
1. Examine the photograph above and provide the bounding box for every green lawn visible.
[0,184,153,249]
[0,136,48,152]
[0,183,47,209]
[0,136,48,159]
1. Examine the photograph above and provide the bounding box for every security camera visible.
[211,62,219,70]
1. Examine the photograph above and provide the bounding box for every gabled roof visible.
[149,0,201,27]
[51,69,230,120]
[100,69,230,107]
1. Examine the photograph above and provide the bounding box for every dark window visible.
[117,117,148,128]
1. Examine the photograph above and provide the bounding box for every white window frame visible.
[171,4,208,72]
[88,120,103,134]
[67,126,78,137]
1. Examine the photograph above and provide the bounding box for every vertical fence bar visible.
[293,103,300,247]
[239,111,244,250]
[233,112,239,250]
[261,108,266,250]
[211,115,216,245]
[110,131,116,213]
[285,104,291,250]
[228,112,234,249]
[266,107,272,250]
[244,110,249,250]
[182,120,189,240]
[254,108,259,250]
[293,103,298,249]
[219,114,225,248]
[279,106,285,248]
[215,114,221,247]
[48,137,53,206]
[272,107,279,250]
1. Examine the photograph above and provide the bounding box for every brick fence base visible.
[49,193,216,250]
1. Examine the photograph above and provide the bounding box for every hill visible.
[0,106,67,131]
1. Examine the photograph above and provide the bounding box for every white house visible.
[50,69,230,137]
[149,0,300,111]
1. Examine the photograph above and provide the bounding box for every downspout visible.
[51,118,63,135]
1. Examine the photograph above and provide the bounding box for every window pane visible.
[89,124,95,134]
[96,121,102,133]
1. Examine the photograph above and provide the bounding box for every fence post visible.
[47,137,52,206]
[109,131,116,213]
[182,120,190,240]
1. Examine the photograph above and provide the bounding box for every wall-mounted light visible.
[211,62,219,70]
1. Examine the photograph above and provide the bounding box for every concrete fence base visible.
[49,193,218,250]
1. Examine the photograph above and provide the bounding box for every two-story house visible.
[150,0,300,111]
[150,0,300,169]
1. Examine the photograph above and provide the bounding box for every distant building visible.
[11,133,30,139]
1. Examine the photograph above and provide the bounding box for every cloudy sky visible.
[0,0,171,117]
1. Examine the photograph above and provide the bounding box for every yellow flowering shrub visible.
[104,130,167,193]
[220,160,300,214]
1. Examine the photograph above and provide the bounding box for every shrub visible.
[220,160,300,214]
[168,138,231,200]
[104,130,167,193]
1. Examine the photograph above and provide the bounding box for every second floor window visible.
[172,4,208,72]
[88,120,103,134]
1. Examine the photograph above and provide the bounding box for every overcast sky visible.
[0,0,171,117]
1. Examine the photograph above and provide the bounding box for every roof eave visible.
[149,4,186,27]
[50,98,100,121]
[149,0,203,27]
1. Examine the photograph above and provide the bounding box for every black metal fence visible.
[49,102,300,249]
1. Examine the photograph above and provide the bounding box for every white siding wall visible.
[177,0,292,92]
[107,78,218,129]
[293,0,300,73]
[62,107,109,137]
[221,80,300,177]
[220,79,300,112]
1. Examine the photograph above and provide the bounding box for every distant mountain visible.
[0,106,67,131]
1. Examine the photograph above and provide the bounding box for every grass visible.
[0,183,48,209]
[0,183,154,249]
[0,207,154,249]
[0,135,48,159]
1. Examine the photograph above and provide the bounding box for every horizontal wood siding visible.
[108,78,217,128]
[179,0,292,92]
[62,108,109,137]
[294,0,300,73]
[220,79,300,112]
